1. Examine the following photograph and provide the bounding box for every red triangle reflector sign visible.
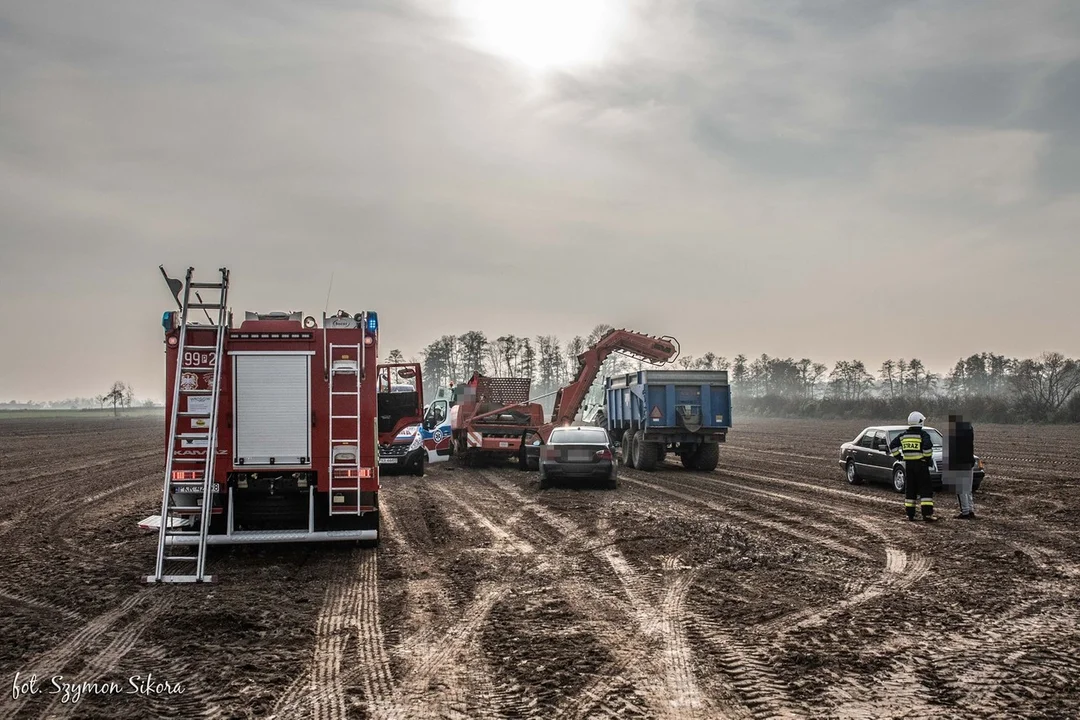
[650,405,662,419]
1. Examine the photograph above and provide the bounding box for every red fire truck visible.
[144,266,382,582]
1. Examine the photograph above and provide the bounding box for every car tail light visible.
[595,448,612,460]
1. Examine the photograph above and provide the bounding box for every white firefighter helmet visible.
[907,411,926,426]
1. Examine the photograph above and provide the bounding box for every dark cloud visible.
[859,64,1036,128]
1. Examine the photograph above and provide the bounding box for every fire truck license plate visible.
[175,483,219,493]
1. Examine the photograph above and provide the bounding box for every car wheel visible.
[892,466,906,493]
[846,459,862,485]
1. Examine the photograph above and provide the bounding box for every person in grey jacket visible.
[944,414,977,519]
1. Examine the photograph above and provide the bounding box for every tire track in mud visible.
[466,475,667,718]
[373,492,508,719]
[0,470,160,631]
[654,471,884,552]
[619,470,875,563]
[135,644,221,720]
[641,468,940,637]
[36,603,170,719]
[480,472,758,719]
[0,456,159,540]
[618,466,951,717]
[580,475,802,718]
[268,550,397,720]
[0,591,168,720]
[682,610,801,720]
[710,464,898,509]
[831,597,1078,716]
[384,581,505,719]
[757,550,931,638]
[412,478,576,718]
[0,587,83,622]
[0,450,160,504]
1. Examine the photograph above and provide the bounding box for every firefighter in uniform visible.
[889,411,937,521]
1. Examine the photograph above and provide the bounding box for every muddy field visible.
[1,415,1078,720]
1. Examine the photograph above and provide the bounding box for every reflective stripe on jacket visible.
[889,426,933,462]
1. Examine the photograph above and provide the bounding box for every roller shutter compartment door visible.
[234,354,310,464]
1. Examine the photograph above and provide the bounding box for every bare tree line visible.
[2,381,158,412]
[390,330,1080,423]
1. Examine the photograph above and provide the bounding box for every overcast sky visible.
[2,0,1078,402]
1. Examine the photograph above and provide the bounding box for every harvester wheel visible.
[519,433,539,471]
[623,430,637,469]
[693,442,720,471]
[454,436,472,466]
[634,435,659,471]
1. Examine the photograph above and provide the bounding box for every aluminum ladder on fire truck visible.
[146,266,230,583]
[328,343,364,516]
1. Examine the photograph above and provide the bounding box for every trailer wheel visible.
[679,445,697,469]
[693,442,720,471]
[634,435,659,471]
[623,430,637,469]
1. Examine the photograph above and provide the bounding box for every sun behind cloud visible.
[452,0,626,72]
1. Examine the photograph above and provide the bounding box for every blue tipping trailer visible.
[603,369,731,472]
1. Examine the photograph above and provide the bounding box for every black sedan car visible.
[838,425,985,494]
[539,426,617,489]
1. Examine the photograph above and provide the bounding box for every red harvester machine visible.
[522,328,679,467]
[144,266,382,583]
[447,373,545,466]
[446,329,679,468]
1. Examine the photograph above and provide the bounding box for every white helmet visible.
[907,411,926,426]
